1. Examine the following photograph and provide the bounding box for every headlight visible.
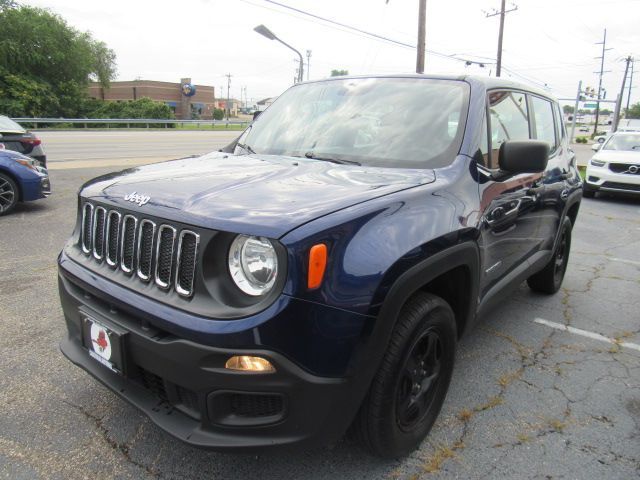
[590,158,606,167]
[13,156,37,171]
[228,235,278,296]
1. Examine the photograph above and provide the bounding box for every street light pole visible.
[254,24,304,83]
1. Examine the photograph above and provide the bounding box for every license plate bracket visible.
[81,310,128,375]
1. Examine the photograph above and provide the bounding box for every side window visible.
[487,91,530,169]
[479,110,490,167]
[555,103,566,141]
[531,96,557,152]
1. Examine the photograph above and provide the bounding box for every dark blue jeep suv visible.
[58,75,582,457]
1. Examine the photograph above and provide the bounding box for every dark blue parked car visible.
[0,149,51,215]
[58,75,582,457]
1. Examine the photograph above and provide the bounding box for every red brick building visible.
[88,78,216,119]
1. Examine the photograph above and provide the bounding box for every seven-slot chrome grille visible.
[80,202,199,297]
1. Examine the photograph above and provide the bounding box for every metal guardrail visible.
[11,118,250,129]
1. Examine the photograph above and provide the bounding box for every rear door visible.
[477,90,545,297]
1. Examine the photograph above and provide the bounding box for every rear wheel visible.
[527,216,572,294]
[355,292,456,458]
[0,173,18,216]
[583,184,596,198]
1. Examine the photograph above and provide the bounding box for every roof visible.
[295,73,556,101]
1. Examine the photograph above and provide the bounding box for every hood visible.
[593,150,640,164]
[81,152,436,238]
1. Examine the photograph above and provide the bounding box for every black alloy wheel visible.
[396,328,444,430]
[527,216,572,294]
[0,173,18,216]
[354,292,456,458]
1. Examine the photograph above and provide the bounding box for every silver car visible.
[0,116,47,167]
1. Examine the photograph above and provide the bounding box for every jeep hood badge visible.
[124,191,150,206]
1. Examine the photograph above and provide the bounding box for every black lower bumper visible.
[58,271,363,451]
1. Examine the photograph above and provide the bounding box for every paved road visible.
[37,130,240,169]
[35,130,595,169]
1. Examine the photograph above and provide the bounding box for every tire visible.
[527,216,572,294]
[583,185,596,198]
[355,292,457,458]
[0,172,18,216]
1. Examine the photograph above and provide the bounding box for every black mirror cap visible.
[253,110,262,121]
[498,140,550,173]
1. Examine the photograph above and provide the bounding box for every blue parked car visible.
[58,75,582,457]
[0,149,51,215]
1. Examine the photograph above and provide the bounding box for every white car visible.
[584,131,640,197]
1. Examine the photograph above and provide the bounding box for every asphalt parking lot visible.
[0,141,639,479]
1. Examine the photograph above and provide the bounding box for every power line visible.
[260,0,415,49]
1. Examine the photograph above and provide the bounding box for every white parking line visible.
[609,257,640,267]
[533,318,640,352]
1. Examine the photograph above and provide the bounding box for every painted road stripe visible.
[609,257,640,267]
[533,318,640,353]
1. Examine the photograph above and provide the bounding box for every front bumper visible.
[585,163,640,194]
[58,258,375,451]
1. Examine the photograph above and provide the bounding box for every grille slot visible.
[105,211,121,267]
[81,203,93,254]
[230,393,284,418]
[120,215,138,274]
[155,225,176,289]
[176,231,199,297]
[92,207,107,261]
[79,202,200,298]
[137,220,156,281]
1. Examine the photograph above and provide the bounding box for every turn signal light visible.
[308,243,327,290]
[225,355,275,373]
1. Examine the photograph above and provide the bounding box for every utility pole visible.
[485,1,518,77]
[416,0,427,73]
[612,56,632,132]
[569,80,582,143]
[225,73,232,121]
[306,50,312,81]
[593,29,612,137]
[626,58,635,115]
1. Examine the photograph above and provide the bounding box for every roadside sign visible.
[584,103,598,109]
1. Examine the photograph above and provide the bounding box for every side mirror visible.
[591,143,601,151]
[253,110,262,121]
[498,140,550,174]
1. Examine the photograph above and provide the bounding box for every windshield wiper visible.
[304,151,361,166]
[236,142,256,155]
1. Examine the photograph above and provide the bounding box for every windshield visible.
[603,134,640,151]
[0,116,25,132]
[238,78,469,169]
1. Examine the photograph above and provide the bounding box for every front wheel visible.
[0,173,18,216]
[527,216,572,294]
[355,292,457,458]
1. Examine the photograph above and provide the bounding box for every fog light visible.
[225,355,275,373]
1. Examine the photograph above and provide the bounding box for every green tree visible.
[562,105,574,114]
[626,102,640,119]
[0,3,116,117]
[330,69,349,77]
[84,97,174,126]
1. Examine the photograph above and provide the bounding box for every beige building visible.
[88,78,216,120]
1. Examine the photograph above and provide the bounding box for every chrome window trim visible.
[105,210,122,267]
[175,230,200,298]
[136,219,157,282]
[81,203,94,254]
[92,206,107,261]
[154,225,177,289]
[120,214,138,274]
